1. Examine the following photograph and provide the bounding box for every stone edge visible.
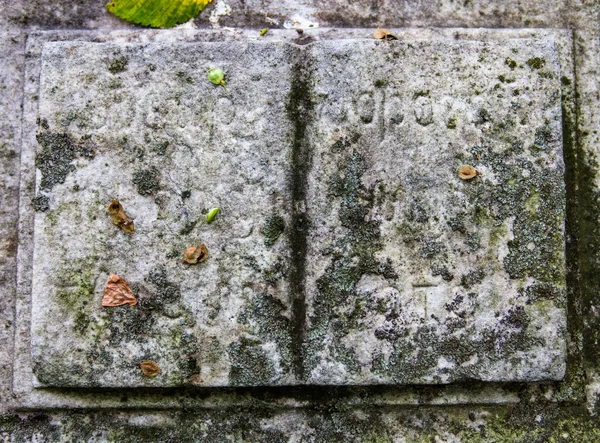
[11,27,579,410]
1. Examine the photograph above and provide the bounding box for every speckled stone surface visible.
[31,40,296,387]
[302,39,567,384]
[28,36,566,388]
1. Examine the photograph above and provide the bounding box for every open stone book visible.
[29,38,566,388]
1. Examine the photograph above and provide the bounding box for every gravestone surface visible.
[303,39,567,384]
[30,37,566,388]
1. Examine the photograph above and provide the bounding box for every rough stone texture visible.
[0,28,26,411]
[1,0,600,440]
[30,40,296,388]
[24,35,566,390]
[302,38,567,385]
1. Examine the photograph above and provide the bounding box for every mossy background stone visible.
[30,41,296,387]
[3,11,599,439]
[28,37,567,388]
[303,39,567,384]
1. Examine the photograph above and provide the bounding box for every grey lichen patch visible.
[32,194,50,212]
[475,107,493,125]
[262,260,286,285]
[236,293,293,380]
[132,166,160,195]
[460,268,485,289]
[522,281,566,305]
[107,56,128,74]
[35,132,94,191]
[227,337,277,385]
[497,74,515,83]
[526,57,546,70]
[481,149,565,282]
[304,148,397,380]
[178,217,199,236]
[260,214,285,246]
[505,57,518,69]
[532,125,555,152]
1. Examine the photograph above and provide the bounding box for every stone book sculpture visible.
[28,38,566,388]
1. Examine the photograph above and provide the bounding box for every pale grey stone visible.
[0,28,26,407]
[0,0,599,439]
[302,38,568,384]
[30,40,297,387]
[26,34,567,389]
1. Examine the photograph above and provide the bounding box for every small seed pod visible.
[108,200,134,234]
[208,68,226,88]
[183,244,209,264]
[139,360,159,377]
[102,274,136,307]
[206,207,220,223]
[374,27,398,41]
[457,165,479,180]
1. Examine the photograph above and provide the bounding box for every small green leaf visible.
[207,68,226,88]
[260,28,269,36]
[106,0,214,29]
[206,208,219,223]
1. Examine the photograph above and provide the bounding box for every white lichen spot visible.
[283,14,319,30]
[209,0,232,29]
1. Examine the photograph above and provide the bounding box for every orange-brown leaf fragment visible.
[457,165,479,180]
[183,244,208,264]
[139,360,159,377]
[108,200,135,234]
[374,27,397,41]
[102,274,137,307]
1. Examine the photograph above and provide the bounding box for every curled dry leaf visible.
[102,274,137,307]
[183,244,209,264]
[457,165,479,180]
[373,27,398,41]
[108,200,134,234]
[139,360,159,377]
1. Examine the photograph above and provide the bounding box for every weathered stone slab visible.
[31,41,296,387]
[30,36,567,388]
[303,39,567,384]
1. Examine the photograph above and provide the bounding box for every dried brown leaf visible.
[102,274,137,307]
[108,200,135,234]
[183,244,209,264]
[457,165,479,180]
[139,360,159,377]
[374,27,397,40]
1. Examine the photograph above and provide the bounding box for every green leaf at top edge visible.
[106,0,214,29]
